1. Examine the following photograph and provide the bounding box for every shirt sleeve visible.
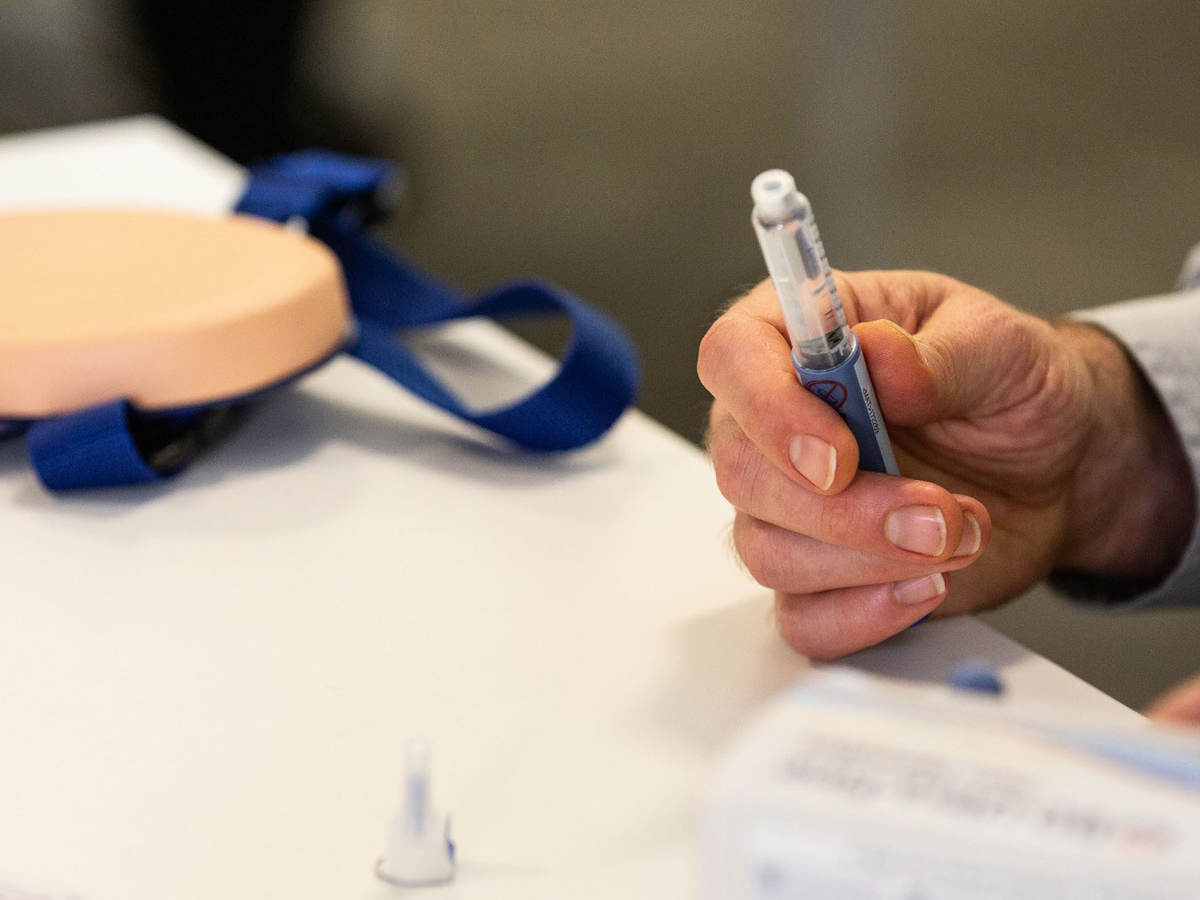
[1050,286,1200,608]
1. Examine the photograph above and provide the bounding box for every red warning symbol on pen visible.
[806,381,847,410]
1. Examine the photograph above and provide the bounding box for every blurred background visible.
[2,0,1198,707]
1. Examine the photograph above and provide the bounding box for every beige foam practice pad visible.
[0,209,350,418]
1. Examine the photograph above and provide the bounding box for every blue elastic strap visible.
[239,152,640,453]
[26,150,639,489]
[28,401,165,490]
[27,402,250,491]
[234,149,397,227]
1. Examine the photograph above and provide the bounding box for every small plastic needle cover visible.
[376,740,455,886]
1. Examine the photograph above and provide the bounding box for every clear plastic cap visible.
[376,738,455,886]
[751,169,851,369]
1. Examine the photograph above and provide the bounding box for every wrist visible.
[1057,321,1196,581]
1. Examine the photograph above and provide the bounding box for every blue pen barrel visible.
[794,336,899,475]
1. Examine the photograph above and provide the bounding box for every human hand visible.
[698,271,1193,659]
[1147,670,1200,726]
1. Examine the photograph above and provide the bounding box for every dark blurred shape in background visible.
[130,0,369,161]
[1,1,1199,707]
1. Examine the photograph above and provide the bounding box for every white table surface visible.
[0,117,1138,900]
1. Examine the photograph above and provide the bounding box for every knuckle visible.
[740,377,779,430]
[696,314,738,390]
[814,492,863,546]
[711,427,765,511]
[732,516,768,584]
[733,517,789,589]
[775,583,900,661]
[802,642,851,662]
[702,404,727,455]
[774,593,846,660]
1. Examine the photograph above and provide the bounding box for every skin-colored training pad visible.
[0,209,350,418]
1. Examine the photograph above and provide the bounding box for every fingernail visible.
[884,506,947,556]
[893,572,946,605]
[788,435,836,491]
[953,513,981,558]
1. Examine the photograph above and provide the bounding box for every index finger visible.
[698,280,861,494]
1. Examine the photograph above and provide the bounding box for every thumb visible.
[855,318,996,428]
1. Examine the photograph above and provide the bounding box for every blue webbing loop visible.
[239,152,640,453]
[351,281,639,451]
[25,150,639,490]
[27,402,248,491]
[237,149,398,228]
[28,401,166,490]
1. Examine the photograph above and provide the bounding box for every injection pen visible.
[750,169,899,475]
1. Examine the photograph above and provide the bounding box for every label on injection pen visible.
[851,351,898,471]
[797,345,898,475]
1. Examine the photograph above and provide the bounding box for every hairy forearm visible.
[1056,322,1197,581]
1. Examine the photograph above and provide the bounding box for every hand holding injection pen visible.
[697,271,1020,657]
[699,239,1195,660]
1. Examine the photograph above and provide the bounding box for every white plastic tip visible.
[376,814,455,887]
[378,740,455,886]
[751,169,808,225]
